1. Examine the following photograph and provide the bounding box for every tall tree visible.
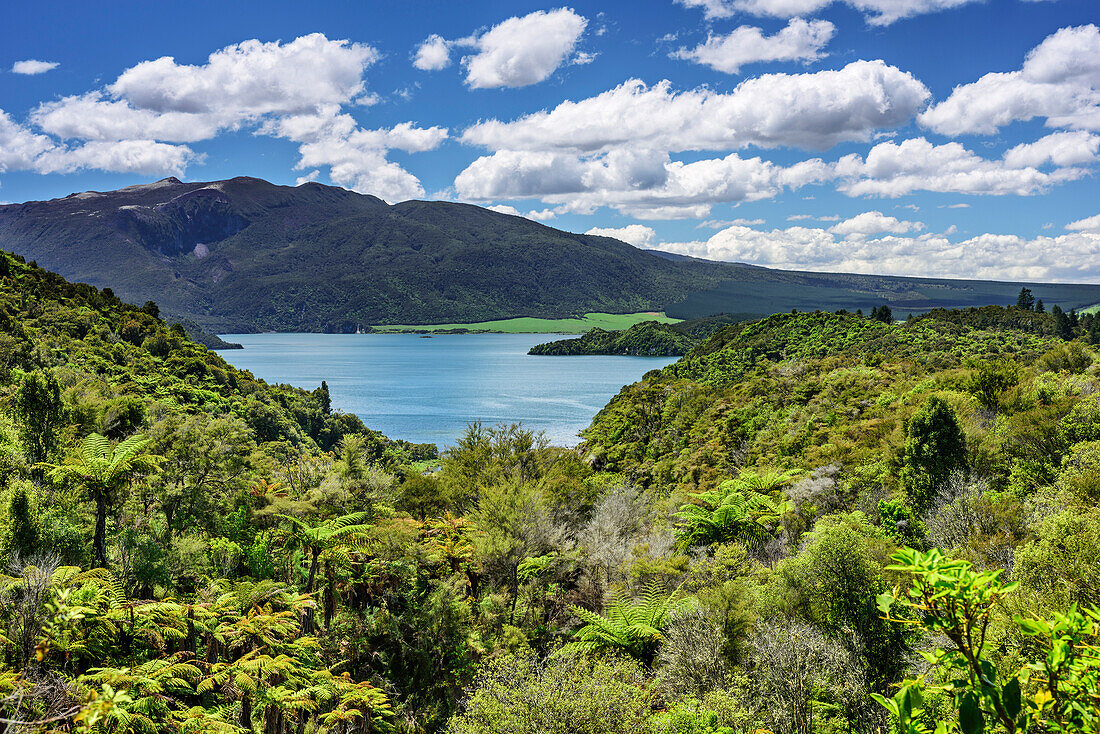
[11,369,65,475]
[41,433,162,569]
[901,397,967,514]
[277,512,373,633]
[6,485,39,558]
[1052,305,1075,340]
[1016,287,1036,311]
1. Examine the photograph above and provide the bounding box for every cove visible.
[218,333,676,447]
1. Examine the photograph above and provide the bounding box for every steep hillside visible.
[581,307,1099,491]
[0,177,735,332]
[0,251,429,457]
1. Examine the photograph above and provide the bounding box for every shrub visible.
[449,653,657,734]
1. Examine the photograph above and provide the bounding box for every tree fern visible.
[675,470,793,551]
[560,582,693,665]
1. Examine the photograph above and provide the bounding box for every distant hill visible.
[529,321,697,356]
[3,176,1100,332]
[528,314,754,356]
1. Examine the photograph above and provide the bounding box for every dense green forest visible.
[529,321,699,356]
[2,256,1100,734]
[528,315,753,356]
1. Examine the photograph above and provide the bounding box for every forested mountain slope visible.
[4,176,1100,332]
[0,177,736,332]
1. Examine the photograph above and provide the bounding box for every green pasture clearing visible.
[372,311,681,334]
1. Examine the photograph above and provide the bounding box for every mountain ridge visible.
[4,176,1100,332]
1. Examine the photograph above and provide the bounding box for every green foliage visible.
[966,359,1020,411]
[40,433,163,568]
[674,471,792,551]
[901,397,967,514]
[1038,341,1093,374]
[876,548,1100,734]
[10,369,66,468]
[448,653,657,734]
[529,321,698,356]
[5,482,39,558]
[1015,507,1100,609]
[561,582,694,665]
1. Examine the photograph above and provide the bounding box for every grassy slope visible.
[370,311,681,334]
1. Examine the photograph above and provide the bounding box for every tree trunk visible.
[93,490,109,569]
[324,561,336,630]
[303,546,321,634]
[240,695,253,731]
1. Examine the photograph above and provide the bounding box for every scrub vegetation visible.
[3,258,1100,734]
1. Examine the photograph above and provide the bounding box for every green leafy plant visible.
[560,582,694,665]
[875,548,1100,734]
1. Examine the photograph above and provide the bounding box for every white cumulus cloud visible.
[462,60,930,153]
[6,34,443,196]
[676,0,981,26]
[413,34,452,71]
[12,59,59,75]
[261,107,447,202]
[461,8,587,89]
[1067,214,1100,233]
[829,210,924,235]
[832,136,1090,197]
[657,223,1100,282]
[673,18,835,74]
[33,140,198,176]
[920,25,1100,135]
[584,224,658,247]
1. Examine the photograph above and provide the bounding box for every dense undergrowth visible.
[2,254,1100,734]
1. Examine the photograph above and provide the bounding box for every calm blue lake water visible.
[218,333,675,447]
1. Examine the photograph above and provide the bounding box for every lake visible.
[218,333,676,448]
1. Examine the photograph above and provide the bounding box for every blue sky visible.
[1,0,1098,281]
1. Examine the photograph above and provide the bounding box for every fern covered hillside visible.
[2,257,1100,734]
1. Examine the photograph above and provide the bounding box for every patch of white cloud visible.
[1067,214,1100,233]
[455,147,835,219]
[920,25,1100,135]
[1003,131,1100,168]
[110,34,378,115]
[829,210,924,235]
[33,140,198,176]
[673,18,835,74]
[676,0,980,26]
[584,224,658,246]
[413,34,452,71]
[462,61,930,153]
[0,110,56,171]
[12,59,59,75]
[486,204,558,221]
[832,135,1090,197]
[32,93,223,143]
[5,34,443,197]
[461,8,588,89]
[261,107,447,202]
[456,126,1094,218]
[0,108,195,177]
[699,218,765,228]
[655,223,1100,282]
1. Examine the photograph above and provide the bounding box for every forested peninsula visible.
[3,254,1100,733]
